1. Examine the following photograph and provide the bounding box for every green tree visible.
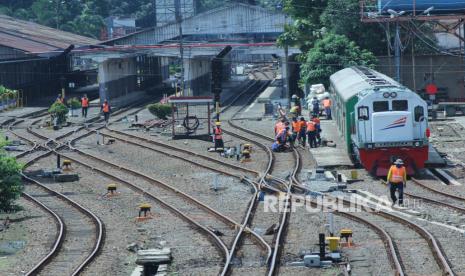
[299,33,377,87]
[0,137,23,212]
[321,0,387,55]
[49,101,69,125]
[277,0,327,51]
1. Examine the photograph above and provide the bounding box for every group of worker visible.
[54,94,111,123]
[272,114,323,152]
[310,96,332,120]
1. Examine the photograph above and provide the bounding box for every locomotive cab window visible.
[373,101,389,112]
[358,106,369,120]
[392,100,408,111]
[414,106,425,122]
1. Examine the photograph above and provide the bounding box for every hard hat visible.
[394,159,404,165]
[215,121,221,126]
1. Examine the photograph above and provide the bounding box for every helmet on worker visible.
[394,159,404,168]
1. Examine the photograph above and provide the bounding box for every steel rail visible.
[411,177,465,202]
[221,78,294,276]
[295,181,454,276]
[86,128,273,273]
[14,120,232,276]
[21,191,65,275]
[20,154,104,276]
[223,88,408,275]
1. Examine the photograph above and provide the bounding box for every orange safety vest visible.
[292,121,301,132]
[102,103,110,113]
[81,97,89,107]
[312,117,320,125]
[306,121,316,132]
[214,127,223,140]
[299,121,306,130]
[323,99,332,108]
[389,165,406,183]
[275,122,284,134]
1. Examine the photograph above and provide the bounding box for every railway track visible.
[20,159,104,276]
[3,100,161,275]
[16,114,257,275]
[220,80,455,275]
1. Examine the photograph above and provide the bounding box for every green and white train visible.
[330,66,429,176]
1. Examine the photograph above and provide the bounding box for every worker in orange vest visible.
[100,99,111,123]
[213,121,224,151]
[387,159,407,206]
[312,115,321,146]
[306,120,317,148]
[81,94,89,118]
[291,117,301,147]
[298,117,307,147]
[274,118,286,135]
[323,97,332,120]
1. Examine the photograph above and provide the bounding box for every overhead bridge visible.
[71,3,300,100]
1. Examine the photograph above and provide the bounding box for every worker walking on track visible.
[101,99,111,123]
[213,121,224,151]
[387,159,407,206]
[81,94,89,118]
[306,119,317,148]
[323,97,332,120]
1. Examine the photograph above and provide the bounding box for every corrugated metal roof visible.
[0,14,100,54]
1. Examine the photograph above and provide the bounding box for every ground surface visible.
[3,83,465,275]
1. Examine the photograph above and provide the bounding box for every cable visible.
[182,115,200,133]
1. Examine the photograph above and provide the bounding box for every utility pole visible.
[394,21,401,82]
[175,0,185,95]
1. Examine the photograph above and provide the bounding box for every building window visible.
[373,101,389,112]
[392,100,408,111]
[414,106,425,122]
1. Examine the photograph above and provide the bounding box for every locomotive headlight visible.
[390,92,398,98]
[366,143,374,149]
[383,92,390,98]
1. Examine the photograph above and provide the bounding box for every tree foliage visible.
[300,33,377,87]
[49,102,69,125]
[321,0,387,55]
[0,137,23,212]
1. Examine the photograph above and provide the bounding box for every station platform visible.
[310,119,353,168]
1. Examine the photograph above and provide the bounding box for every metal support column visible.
[395,21,401,82]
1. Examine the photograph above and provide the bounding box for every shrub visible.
[49,102,69,125]
[0,142,23,212]
[67,97,81,109]
[147,103,172,119]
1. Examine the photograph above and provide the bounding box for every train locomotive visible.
[330,66,429,176]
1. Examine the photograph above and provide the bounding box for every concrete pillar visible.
[280,56,288,99]
[183,58,211,96]
[98,57,137,103]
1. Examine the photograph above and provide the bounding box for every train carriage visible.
[330,66,429,176]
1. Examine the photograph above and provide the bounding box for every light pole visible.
[50,0,65,29]
[387,9,405,82]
